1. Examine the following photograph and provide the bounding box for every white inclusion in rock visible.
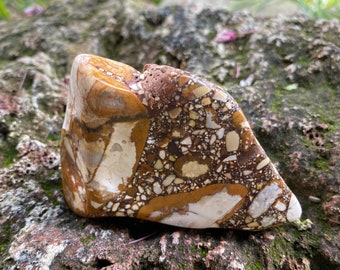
[225,131,240,152]
[256,157,270,170]
[160,188,242,228]
[212,90,228,102]
[287,194,302,222]
[78,140,105,182]
[248,182,282,218]
[260,216,277,227]
[274,200,287,211]
[90,121,137,193]
[216,128,225,139]
[90,200,103,209]
[205,111,221,129]
[193,86,211,98]
[181,161,209,178]
[153,182,162,195]
[72,185,86,213]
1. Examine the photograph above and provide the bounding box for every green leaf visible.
[0,1,10,19]
[283,83,298,91]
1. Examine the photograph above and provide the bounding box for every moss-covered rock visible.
[0,0,339,269]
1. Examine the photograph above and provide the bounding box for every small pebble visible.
[308,195,321,203]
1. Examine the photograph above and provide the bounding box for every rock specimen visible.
[60,54,302,230]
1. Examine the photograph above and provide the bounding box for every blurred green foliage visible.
[296,0,340,19]
[151,0,163,4]
[231,0,340,19]
[0,0,50,19]
[0,0,339,20]
[0,1,10,19]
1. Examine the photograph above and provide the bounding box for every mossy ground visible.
[0,1,339,269]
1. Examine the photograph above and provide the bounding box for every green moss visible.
[265,226,321,269]
[303,139,314,149]
[81,235,95,243]
[199,247,207,258]
[268,235,294,265]
[0,140,18,167]
[243,246,264,270]
[316,211,332,235]
[246,260,262,270]
[190,244,208,259]
[81,237,89,244]
[151,0,163,4]
[269,92,283,114]
[315,158,329,171]
[0,222,13,265]
[324,141,334,149]
[81,235,96,248]
[46,132,60,142]
[40,179,62,205]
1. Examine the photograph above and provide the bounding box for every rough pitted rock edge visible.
[0,1,339,269]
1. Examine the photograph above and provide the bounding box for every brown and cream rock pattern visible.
[60,54,302,230]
